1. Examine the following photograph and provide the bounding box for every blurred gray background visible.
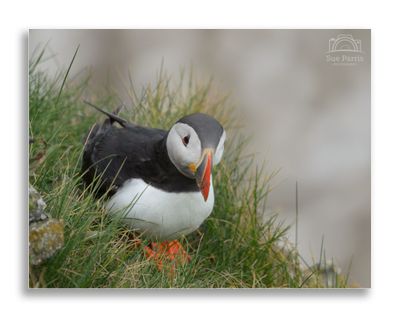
[29,30,371,287]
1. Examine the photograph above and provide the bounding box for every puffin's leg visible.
[144,240,191,270]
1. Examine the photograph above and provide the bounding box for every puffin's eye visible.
[182,135,190,146]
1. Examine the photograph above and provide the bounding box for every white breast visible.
[106,178,214,240]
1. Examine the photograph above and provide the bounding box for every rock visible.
[29,185,64,265]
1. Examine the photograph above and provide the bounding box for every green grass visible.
[29,47,349,288]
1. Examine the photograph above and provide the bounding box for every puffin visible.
[82,101,226,265]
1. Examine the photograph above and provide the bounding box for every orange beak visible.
[195,150,213,201]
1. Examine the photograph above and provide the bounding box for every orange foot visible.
[144,240,191,271]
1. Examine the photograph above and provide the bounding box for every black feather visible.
[82,106,198,197]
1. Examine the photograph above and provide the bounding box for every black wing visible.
[82,117,167,197]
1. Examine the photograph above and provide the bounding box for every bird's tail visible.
[84,100,128,127]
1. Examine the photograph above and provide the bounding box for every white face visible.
[166,122,225,178]
[213,130,226,166]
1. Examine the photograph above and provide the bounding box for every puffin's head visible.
[166,113,226,201]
